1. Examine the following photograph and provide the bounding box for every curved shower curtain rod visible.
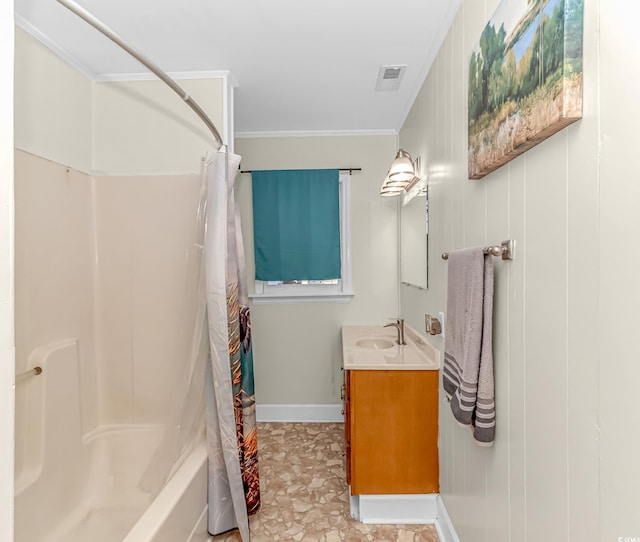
[56,0,224,149]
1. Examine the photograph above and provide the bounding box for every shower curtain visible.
[204,147,260,541]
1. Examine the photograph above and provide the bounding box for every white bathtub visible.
[14,340,210,542]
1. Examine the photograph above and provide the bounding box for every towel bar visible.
[442,239,514,261]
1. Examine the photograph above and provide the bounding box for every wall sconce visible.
[380,149,421,197]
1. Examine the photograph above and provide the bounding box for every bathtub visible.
[14,340,210,542]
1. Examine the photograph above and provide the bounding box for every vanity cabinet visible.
[343,368,439,495]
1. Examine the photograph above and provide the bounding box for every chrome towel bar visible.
[442,239,514,261]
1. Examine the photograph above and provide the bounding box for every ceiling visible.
[14,0,461,136]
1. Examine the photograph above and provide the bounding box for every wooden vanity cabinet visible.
[343,368,439,495]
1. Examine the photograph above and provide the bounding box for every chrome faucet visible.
[384,318,406,345]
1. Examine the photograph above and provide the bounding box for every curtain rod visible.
[240,168,362,174]
[56,0,224,149]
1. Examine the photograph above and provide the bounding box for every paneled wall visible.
[400,0,640,540]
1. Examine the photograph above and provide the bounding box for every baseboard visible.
[347,493,459,541]
[435,495,461,542]
[255,404,343,423]
[352,494,438,524]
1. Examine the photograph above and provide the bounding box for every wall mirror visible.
[400,179,428,290]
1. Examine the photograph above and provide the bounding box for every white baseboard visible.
[256,404,343,423]
[347,493,460,541]
[435,495,461,542]
[355,494,438,524]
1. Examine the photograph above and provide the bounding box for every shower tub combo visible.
[14,340,209,542]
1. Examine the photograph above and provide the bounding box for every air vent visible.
[375,65,407,91]
[383,67,402,80]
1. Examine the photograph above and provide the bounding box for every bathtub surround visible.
[442,247,495,446]
[204,148,259,539]
[13,151,213,541]
[13,28,232,542]
[13,336,209,541]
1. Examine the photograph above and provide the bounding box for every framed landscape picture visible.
[468,0,584,179]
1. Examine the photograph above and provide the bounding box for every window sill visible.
[249,291,354,305]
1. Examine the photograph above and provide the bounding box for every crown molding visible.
[235,129,398,139]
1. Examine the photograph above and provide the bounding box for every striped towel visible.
[443,247,495,446]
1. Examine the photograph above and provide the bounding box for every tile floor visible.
[211,422,440,542]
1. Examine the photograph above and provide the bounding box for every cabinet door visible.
[349,370,439,495]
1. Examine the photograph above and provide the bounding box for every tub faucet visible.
[384,318,406,345]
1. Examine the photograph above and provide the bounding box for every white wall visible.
[14,151,98,445]
[1,3,15,541]
[14,27,93,174]
[400,0,639,540]
[92,172,204,426]
[14,27,226,176]
[598,0,640,537]
[93,78,224,175]
[235,135,399,406]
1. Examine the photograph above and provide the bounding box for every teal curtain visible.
[251,169,341,281]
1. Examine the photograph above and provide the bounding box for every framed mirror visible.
[400,179,428,290]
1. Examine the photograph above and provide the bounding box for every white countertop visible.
[341,324,440,371]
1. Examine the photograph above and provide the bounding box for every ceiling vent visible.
[375,65,407,91]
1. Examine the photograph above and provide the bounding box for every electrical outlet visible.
[438,312,445,338]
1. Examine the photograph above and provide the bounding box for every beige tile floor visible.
[212,422,440,542]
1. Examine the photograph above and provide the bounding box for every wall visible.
[14,27,227,175]
[93,78,224,174]
[235,135,398,407]
[1,3,15,540]
[14,29,225,432]
[14,27,93,173]
[400,0,640,540]
[92,172,205,425]
[14,151,98,444]
[597,0,640,537]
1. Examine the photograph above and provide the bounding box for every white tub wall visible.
[0,6,15,541]
[14,27,227,429]
[92,172,205,425]
[234,134,399,407]
[14,30,98,450]
[14,151,99,443]
[13,340,92,542]
[398,0,640,539]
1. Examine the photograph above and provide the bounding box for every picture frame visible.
[468,0,584,179]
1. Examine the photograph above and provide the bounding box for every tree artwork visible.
[468,0,584,179]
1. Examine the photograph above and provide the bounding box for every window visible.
[250,171,353,304]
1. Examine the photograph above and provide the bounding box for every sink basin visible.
[356,338,395,350]
[342,324,440,370]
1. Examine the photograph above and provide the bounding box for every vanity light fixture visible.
[389,149,415,182]
[379,149,422,197]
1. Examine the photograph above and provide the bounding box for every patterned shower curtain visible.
[204,147,260,541]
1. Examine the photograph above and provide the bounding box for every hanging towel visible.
[443,247,495,446]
